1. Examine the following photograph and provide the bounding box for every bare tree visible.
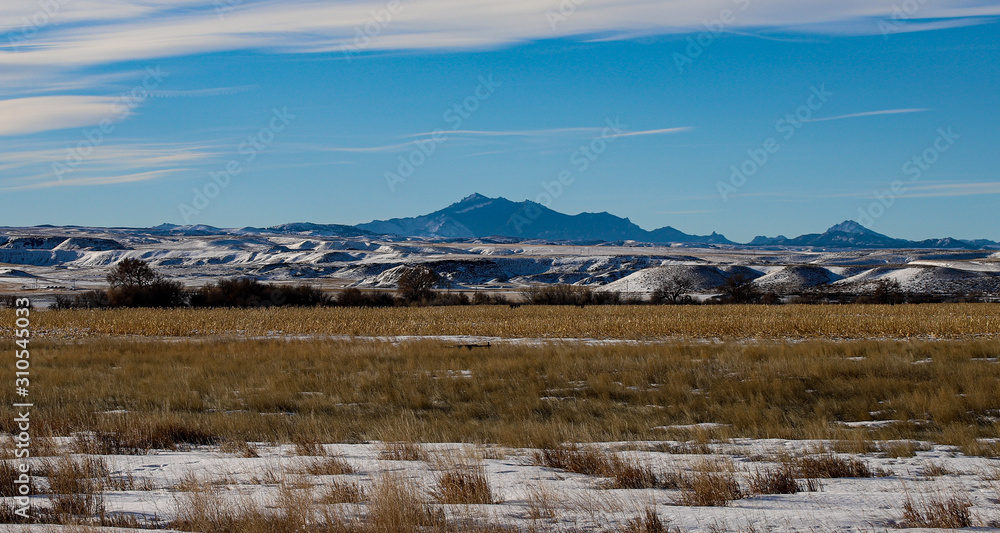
[718,273,760,304]
[652,273,695,304]
[105,258,186,307]
[107,258,161,288]
[397,265,440,303]
[868,279,904,305]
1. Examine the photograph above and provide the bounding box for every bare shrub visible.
[191,277,329,308]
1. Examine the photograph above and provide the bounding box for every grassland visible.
[4,305,1000,531]
[4,337,999,448]
[4,303,1000,339]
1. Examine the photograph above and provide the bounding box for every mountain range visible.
[83,194,996,250]
[357,194,733,244]
[355,194,996,250]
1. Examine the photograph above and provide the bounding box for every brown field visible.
[3,303,1000,340]
[4,336,999,448]
[4,304,1000,531]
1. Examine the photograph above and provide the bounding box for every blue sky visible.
[1,0,999,242]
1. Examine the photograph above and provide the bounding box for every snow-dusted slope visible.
[1,225,998,296]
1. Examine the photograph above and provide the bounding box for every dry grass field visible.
[3,303,999,340]
[4,304,1000,531]
[4,337,999,449]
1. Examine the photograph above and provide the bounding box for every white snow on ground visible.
[4,440,999,532]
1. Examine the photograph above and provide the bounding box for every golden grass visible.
[5,303,1000,340]
[674,470,744,507]
[621,509,677,533]
[378,441,428,461]
[320,479,367,504]
[901,491,974,528]
[4,337,1000,447]
[789,454,888,479]
[746,465,800,495]
[366,473,443,532]
[432,465,497,505]
[301,456,355,476]
[532,447,673,489]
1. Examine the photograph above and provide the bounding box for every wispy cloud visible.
[145,86,256,98]
[897,182,1000,198]
[0,142,217,190]
[609,127,692,138]
[805,108,929,123]
[316,141,422,154]
[2,169,188,192]
[406,128,601,138]
[1,1,996,74]
[316,125,691,154]
[0,96,123,136]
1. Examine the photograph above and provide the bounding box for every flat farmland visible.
[4,303,999,340]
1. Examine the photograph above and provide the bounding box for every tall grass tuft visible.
[901,491,974,528]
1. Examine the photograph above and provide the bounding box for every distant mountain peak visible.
[827,220,873,235]
[459,193,489,203]
[357,193,730,244]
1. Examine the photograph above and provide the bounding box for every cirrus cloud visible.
[0,96,123,136]
[1,0,998,74]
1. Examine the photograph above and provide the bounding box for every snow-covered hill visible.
[2,224,999,300]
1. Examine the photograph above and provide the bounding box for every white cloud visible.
[3,169,186,191]
[0,0,996,72]
[805,108,929,123]
[609,127,692,138]
[898,182,1000,198]
[0,96,123,136]
[0,142,217,190]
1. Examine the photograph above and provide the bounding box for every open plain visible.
[2,306,1000,532]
